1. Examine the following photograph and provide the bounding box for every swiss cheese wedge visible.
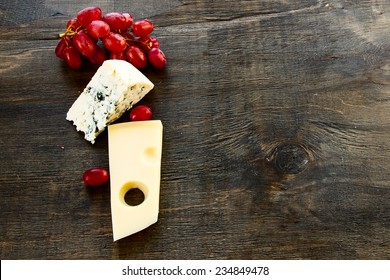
[108,120,163,241]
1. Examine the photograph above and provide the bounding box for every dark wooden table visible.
[1,0,390,260]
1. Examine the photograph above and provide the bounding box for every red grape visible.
[55,40,66,59]
[63,46,82,69]
[72,30,96,57]
[149,37,160,49]
[130,105,153,121]
[125,46,147,69]
[89,47,107,65]
[86,20,110,38]
[123,13,133,30]
[77,7,102,27]
[110,51,126,60]
[132,19,154,37]
[55,36,72,59]
[148,48,166,69]
[103,12,127,31]
[83,167,109,187]
[102,32,127,53]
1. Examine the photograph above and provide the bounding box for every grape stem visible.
[125,37,151,50]
[59,26,82,38]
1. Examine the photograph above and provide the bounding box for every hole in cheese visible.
[124,188,145,206]
[120,181,147,207]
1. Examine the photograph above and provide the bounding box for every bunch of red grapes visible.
[55,7,167,70]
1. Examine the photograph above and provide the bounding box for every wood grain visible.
[1,0,390,259]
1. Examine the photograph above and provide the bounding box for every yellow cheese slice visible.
[108,120,163,241]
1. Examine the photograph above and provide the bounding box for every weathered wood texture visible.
[1,0,390,259]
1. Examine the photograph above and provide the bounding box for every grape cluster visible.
[55,7,167,70]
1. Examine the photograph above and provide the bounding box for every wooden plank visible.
[1,0,390,259]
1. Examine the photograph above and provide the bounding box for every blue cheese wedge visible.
[66,59,154,143]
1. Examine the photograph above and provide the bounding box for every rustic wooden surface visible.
[1,0,390,260]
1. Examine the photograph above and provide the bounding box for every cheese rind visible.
[66,60,154,143]
[108,120,163,241]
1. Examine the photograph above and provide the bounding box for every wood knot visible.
[268,143,311,175]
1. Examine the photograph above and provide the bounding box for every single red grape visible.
[149,36,160,49]
[148,48,167,69]
[55,40,66,59]
[102,32,127,53]
[77,7,102,27]
[86,20,110,38]
[63,46,82,69]
[125,46,147,69]
[73,30,96,57]
[55,36,71,59]
[130,105,153,121]
[103,12,128,31]
[132,19,154,37]
[123,13,133,30]
[83,167,109,187]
